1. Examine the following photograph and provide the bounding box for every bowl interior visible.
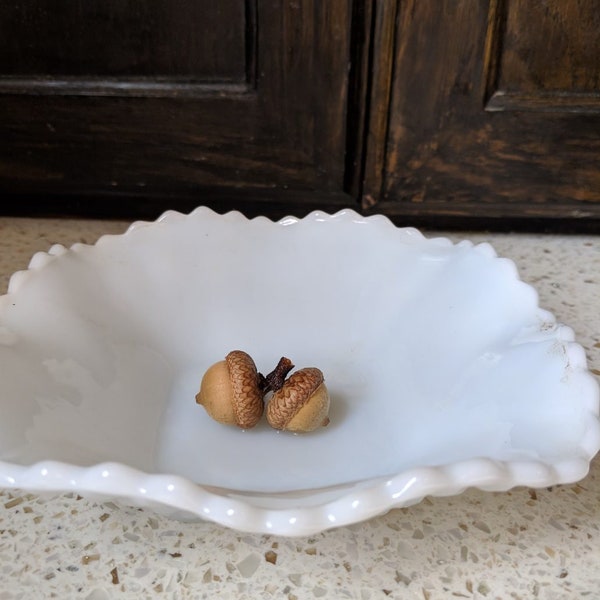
[0,212,593,494]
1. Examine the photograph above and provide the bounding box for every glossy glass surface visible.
[0,208,598,535]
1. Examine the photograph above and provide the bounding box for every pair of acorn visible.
[196,350,330,433]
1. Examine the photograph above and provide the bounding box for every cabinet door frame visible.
[359,0,600,232]
[0,0,364,220]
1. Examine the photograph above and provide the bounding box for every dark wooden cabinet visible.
[1,1,599,231]
[362,0,600,230]
[0,1,354,218]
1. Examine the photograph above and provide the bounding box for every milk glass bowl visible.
[0,207,598,536]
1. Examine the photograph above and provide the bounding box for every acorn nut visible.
[196,350,264,429]
[266,367,330,433]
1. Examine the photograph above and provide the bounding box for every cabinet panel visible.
[485,0,600,112]
[500,0,600,93]
[0,1,247,81]
[0,1,354,219]
[364,0,600,230]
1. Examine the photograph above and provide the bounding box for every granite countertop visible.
[0,216,598,599]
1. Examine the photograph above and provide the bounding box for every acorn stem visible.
[260,356,294,393]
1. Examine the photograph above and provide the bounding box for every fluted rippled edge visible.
[1,206,599,536]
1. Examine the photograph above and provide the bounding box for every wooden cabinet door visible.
[0,1,354,219]
[363,0,600,231]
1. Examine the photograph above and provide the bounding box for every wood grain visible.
[3,0,599,231]
[0,0,356,218]
[0,1,248,80]
[360,0,398,210]
[368,0,600,229]
[500,0,600,93]
[484,0,600,113]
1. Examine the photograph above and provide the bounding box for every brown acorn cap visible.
[225,350,264,429]
[266,367,325,430]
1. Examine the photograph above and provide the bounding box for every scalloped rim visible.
[1,207,599,536]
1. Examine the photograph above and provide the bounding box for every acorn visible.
[266,367,330,433]
[196,350,264,429]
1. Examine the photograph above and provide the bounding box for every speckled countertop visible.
[0,216,599,599]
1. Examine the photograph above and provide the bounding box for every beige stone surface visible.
[0,216,598,599]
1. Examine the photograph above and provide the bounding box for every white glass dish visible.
[0,207,598,536]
